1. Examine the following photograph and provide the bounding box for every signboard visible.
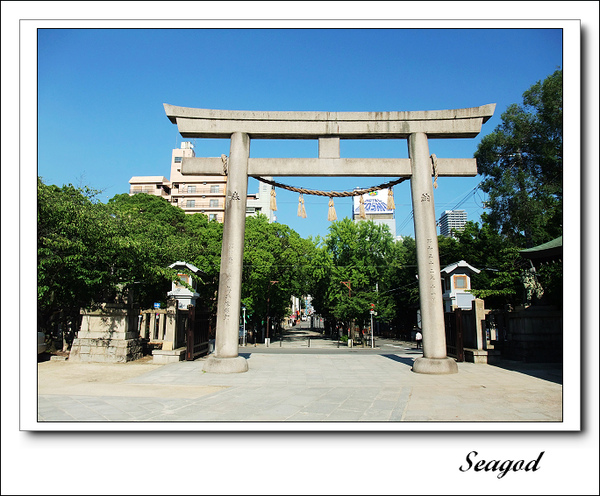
[353,189,393,216]
[153,302,161,309]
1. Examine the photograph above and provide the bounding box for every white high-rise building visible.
[438,210,467,237]
[246,178,276,222]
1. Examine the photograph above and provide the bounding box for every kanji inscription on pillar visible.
[427,238,437,300]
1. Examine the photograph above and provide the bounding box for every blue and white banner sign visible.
[353,189,393,215]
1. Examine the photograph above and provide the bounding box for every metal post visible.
[242,306,246,347]
[371,312,374,349]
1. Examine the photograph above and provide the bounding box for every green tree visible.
[381,236,420,335]
[179,212,223,315]
[242,215,315,337]
[437,234,462,269]
[39,183,228,337]
[319,219,395,331]
[474,69,562,248]
[106,192,192,307]
[303,236,335,324]
[38,178,120,336]
[453,218,525,309]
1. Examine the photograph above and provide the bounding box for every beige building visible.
[129,142,273,223]
[169,142,226,221]
[129,176,171,198]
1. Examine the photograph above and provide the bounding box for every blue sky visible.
[37,27,564,239]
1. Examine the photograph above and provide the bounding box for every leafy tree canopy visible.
[242,214,317,328]
[38,178,123,328]
[318,219,396,327]
[475,69,562,248]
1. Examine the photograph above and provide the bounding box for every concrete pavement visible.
[36,330,562,426]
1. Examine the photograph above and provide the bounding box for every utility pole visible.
[341,281,352,297]
[341,281,353,344]
[242,305,246,347]
[370,311,374,348]
[370,303,375,348]
[266,280,279,345]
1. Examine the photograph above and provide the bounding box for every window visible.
[174,156,182,163]
[187,185,196,193]
[209,214,217,221]
[210,185,220,194]
[175,273,190,289]
[186,200,195,208]
[453,275,468,289]
[210,199,219,208]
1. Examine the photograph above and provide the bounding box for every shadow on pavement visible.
[381,354,415,368]
[489,359,563,385]
[37,352,53,363]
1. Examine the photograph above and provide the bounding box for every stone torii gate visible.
[164,103,495,374]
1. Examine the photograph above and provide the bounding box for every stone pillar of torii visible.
[164,103,495,374]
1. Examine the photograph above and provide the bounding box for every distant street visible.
[241,319,422,355]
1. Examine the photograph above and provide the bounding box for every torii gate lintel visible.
[165,104,495,374]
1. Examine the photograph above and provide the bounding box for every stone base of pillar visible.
[412,357,458,375]
[69,337,142,363]
[202,355,248,374]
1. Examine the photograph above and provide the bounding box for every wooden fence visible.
[444,310,465,362]
[139,303,212,360]
[185,305,211,361]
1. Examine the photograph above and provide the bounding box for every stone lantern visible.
[440,260,481,313]
[167,261,205,309]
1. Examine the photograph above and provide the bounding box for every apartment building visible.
[129,176,171,198]
[438,209,468,237]
[129,142,274,223]
[169,142,227,221]
[246,176,276,223]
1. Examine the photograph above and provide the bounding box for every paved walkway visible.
[37,338,562,425]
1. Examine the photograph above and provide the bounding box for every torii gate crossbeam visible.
[164,103,495,374]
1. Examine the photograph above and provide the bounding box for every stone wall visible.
[69,304,142,363]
